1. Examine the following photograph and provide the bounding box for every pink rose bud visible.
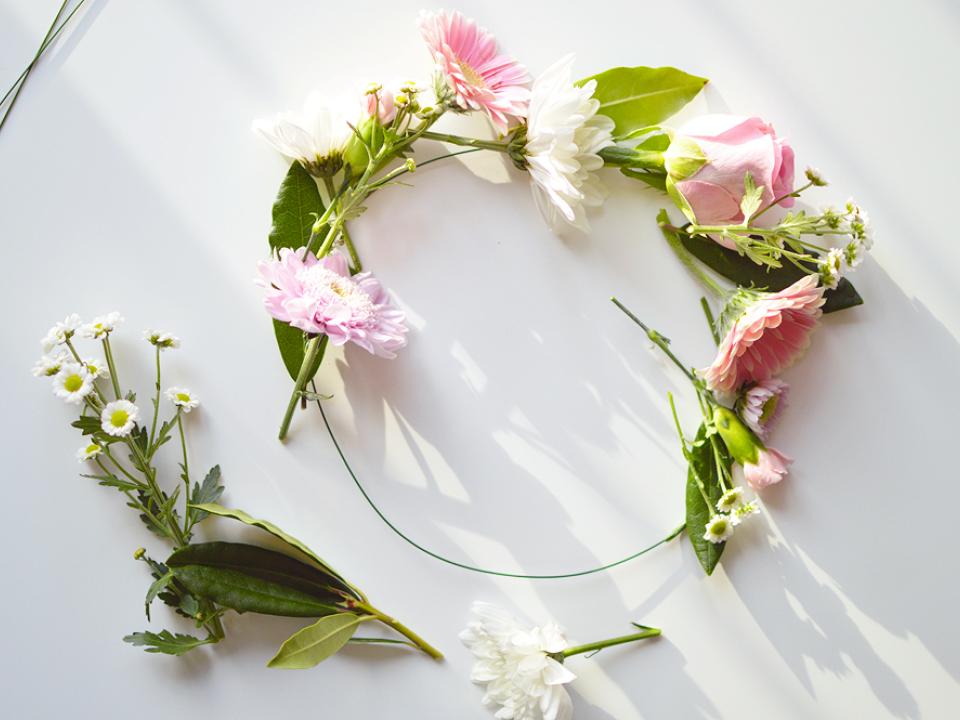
[664,115,796,247]
[363,86,396,124]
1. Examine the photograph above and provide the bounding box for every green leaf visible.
[123,629,215,656]
[144,571,174,621]
[272,320,325,382]
[621,168,667,191]
[685,425,730,575]
[739,173,764,221]
[188,466,224,526]
[268,162,323,254]
[188,503,355,595]
[678,231,863,313]
[71,416,101,435]
[267,613,366,669]
[578,66,708,136]
[166,542,345,617]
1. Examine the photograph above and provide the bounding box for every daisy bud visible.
[133,547,146,560]
[404,158,416,173]
[805,166,828,186]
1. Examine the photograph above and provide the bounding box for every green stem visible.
[278,334,327,441]
[657,214,727,298]
[561,626,661,659]
[610,298,696,382]
[669,393,715,513]
[355,602,443,660]
[176,412,191,534]
[751,180,813,222]
[148,346,161,447]
[101,337,123,400]
[700,297,720,345]
[599,145,665,170]
[420,130,508,152]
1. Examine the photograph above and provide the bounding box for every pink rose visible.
[665,115,795,247]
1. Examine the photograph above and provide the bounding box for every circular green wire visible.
[314,394,686,579]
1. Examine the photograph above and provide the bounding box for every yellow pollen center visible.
[64,374,83,392]
[110,410,129,427]
[176,393,191,403]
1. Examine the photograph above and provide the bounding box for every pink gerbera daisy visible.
[419,9,530,133]
[703,275,825,393]
[257,249,407,358]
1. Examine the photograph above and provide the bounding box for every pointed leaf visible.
[188,465,224,525]
[685,425,729,575]
[267,613,365,669]
[268,161,323,253]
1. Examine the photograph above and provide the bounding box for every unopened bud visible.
[395,93,409,106]
[133,547,146,560]
[805,167,828,187]
[404,158,417,173]
[364,82,383,95]
[713,406,761,466]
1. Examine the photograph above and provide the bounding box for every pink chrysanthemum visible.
[738,378,789,441]
[703,275,825,393]
[419,9,530,133]
[257,249,407,358]
[743,447,792,490]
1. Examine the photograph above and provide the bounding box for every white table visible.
[2,1,958,717]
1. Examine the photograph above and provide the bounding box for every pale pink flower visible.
[419,9,530,132]
[743,446,792,490]
[703,275,825,393]
[738,378,789,440]
[364,87,396,124]
[257,249,407,358]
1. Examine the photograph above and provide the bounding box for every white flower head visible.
[818,247,845,290]
[166,387,200,413]
[461,602,575,720]
[82,357,109,380]
[524,55,615,233]
[703,514,735,544]
[252,93,355,178]
[41,314,83,351]
[845,198,873,249]
[101,399,139,437]
[32,353,68,378]
[52,363,93,404]
[144,329,180,350]
[716,487,744,513]
[79,312,123,339]
[844,239,865,269]
[76,442,103,462]
[804,166,828,187]
[732,500,761,525]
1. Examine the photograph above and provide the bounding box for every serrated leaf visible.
[92,475,141,492]
[188,466,224,525]
[71,416,101,435]
[685,425,729,575]
[267,613,365,669]
[578,66,708,136]
[739,172,764,221]
[145,571,174,620]
[166,542,345,617]
[268,162,323,254]
[124,629,214,656]
[188,503,356,595]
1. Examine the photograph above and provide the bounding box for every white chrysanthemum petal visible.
[101,399,139,437]
[52,363,93,404]
[253,93,355,175]
[166,387,200,413]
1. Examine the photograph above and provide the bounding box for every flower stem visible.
[751,180,813,222]
[610,298,695,382]
[278,334,327,441]
[657,212,726,298]
[420,130,508,152]
[101,337,124,400]
[561,626,661,659]
[700,297,720,346]
[148,346,161,447]
[355,601,443,660]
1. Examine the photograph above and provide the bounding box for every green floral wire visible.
[311,385,686,579]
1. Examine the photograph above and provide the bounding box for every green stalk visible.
[355,601,443,660]
[278,334,327,441]
[420,130,508,152]
[657,213,727,298]
[561,626,660,659]
[101,337,124,400]
[610,298,696,382]
[148,346,161,447]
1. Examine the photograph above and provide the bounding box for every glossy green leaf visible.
[268,162,323,254]
[166,542,345,617]
[578,66,708,136]
[188,503,356,596]
[267,613,366,669]
[685,425,729,575]
[123,629,215,655]
[679,231,863,313]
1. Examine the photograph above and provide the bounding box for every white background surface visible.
[2,1,959,718]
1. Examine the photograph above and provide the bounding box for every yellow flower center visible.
[110,410,129,428]
[176,393,191,403]
[457,60,486,89]
[759,395,779,424]
[64,374,84,392]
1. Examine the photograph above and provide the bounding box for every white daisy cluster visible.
[703,488,761,544]
[818,198,872,289]
[461,602,576,720]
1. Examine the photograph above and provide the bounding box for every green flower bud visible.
[343,116,386,175]
[712,406,760,465]
[664,136,707,181]
[133,547,146,560]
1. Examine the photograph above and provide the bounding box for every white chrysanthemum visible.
[79,312,123,339]
[101,399,139,437]
[32,353,68,377]
[166,387,200,413]
[82,357,109,380]
[732,500,761,525]
[76,442,103,462]
[52,363,93,404]
[524,55,615,233]
[716,487,744,513]
[703,514,735,544]
[41,314,83,351]
[818,247,845,290]
[461,602,575,720]
[144,329,180,350]
[252,93,355,177]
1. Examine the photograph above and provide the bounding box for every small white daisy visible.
[101,399,139,437]
[52,363,94,404]
[804,167,828,187]
[32,353,68,378]
[144,329,181,350]
[818,247,845,290]
[41,314,83,351]
[716,487,744,513]
[79,312,123,339]
[703,514,735,544]
[166,387,200,413]
[844,239,865,269]
[76,442,103,462]
[82,357,109,380]
[732,500,761,525]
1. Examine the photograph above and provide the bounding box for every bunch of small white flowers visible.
[703,484,763,544]
[461,602,660,720]
[817,197,872,288]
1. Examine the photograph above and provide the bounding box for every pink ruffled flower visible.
[419,9,530,133]
[743,447,792,490]
[738,378,789,440]
[667,115,795,248]
[257,249,407,358]
[703,275,825,393]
